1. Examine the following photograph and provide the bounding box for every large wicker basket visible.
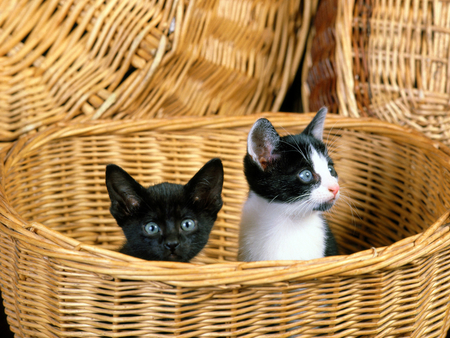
[0,113,449,337]
[0,0,314,141]
[302,0,450,146]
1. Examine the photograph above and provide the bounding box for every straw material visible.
[0,0,313,141]
[0,113,450,337]
[303,0,450,146]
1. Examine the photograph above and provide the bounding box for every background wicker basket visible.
[302,0,450,146]
[0,0,315,141]
[0,113,450,337]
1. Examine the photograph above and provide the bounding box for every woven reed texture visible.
[0,113,450,337]
[303,0,450,146]
[0,0,313,141]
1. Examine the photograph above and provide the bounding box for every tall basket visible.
[0,0,314,141]
[303,0,450,147]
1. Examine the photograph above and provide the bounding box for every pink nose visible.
[328,184,340,197]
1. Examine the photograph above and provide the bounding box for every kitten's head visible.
[105,158,224,262]
[244,107,339,214]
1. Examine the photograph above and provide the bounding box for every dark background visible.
[1,295,13,338]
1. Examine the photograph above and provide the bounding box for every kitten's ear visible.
[303,106,328,140]
[105,164,143,216]
[247,118,281,170]
[185,158,224,211]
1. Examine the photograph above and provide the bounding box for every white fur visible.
[310,148,340,203]
[238,146,339,262]
[238,192,327,261]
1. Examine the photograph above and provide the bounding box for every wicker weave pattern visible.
[0,0,312,141]
[303,0,450,146]
[0,113,450,336]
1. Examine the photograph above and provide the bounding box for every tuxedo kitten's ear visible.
[105,164,143,216]
[185,158,224,211]
[303,106,328,140]
[247,118,281,170]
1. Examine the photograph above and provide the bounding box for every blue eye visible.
[299,169,313,183]
[328,165,337,177]
[180,219,196,232]
[144,222,160,235]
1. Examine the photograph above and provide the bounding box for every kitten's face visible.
[105,159,224,262]
[244,107,339,214]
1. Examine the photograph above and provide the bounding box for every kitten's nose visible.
[328,183,340,197]
[165,240,179,251]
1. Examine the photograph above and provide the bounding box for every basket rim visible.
[1,112,450,287]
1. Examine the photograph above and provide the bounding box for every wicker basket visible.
[0,113,450,337]
[302,0,450,146]
[0,0,314,141]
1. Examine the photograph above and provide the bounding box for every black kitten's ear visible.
[303,106,328,140]
[247,118,281,170]
[185,158,224,211]
[105,164,143,216]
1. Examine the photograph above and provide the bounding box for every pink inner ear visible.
[249,118,281,170]
[259,156,269,170]
[258,148,280,170]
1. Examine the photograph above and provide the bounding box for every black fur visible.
[325,225,338,257]
[105,158,224,262]
[244,108,336,206]
[244,132,335,204]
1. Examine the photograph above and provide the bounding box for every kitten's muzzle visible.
[314,185,339,211]
[328,183,339,198]
[165,240,179,251]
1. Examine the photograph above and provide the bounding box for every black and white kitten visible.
[106,158,224,262]
[238,107,339,261]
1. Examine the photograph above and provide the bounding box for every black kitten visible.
[106,159,224,262]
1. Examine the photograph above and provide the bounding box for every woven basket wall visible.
[302,0,450,146]
[0,113,450,337]
[0,0,314,141]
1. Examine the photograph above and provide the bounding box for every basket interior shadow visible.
[1,113,450,337]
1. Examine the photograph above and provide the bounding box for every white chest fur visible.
[238,192,327,261]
